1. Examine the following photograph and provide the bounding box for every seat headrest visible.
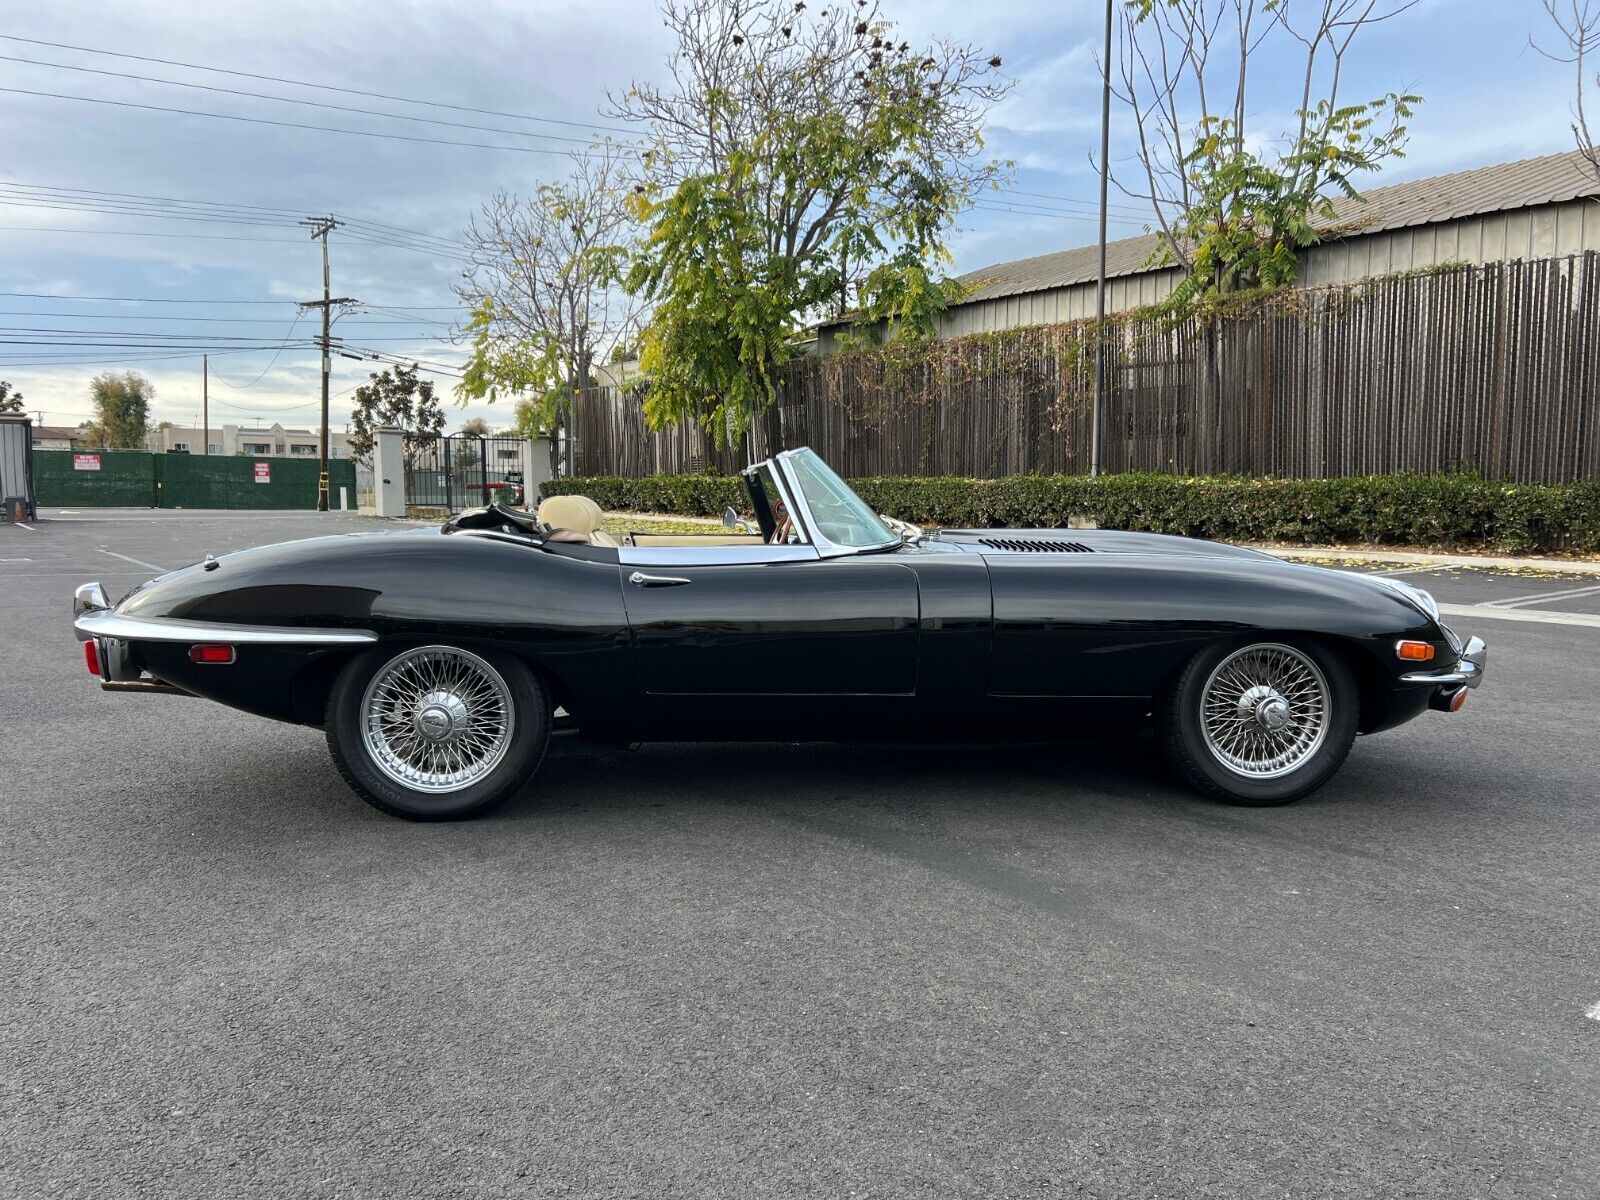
[537,494,602,535]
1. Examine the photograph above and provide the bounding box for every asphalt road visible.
[3,510,1598,1199]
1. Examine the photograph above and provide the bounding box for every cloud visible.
[0,0,1583,433]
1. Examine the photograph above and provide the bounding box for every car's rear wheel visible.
[1157,638,1357,806]
[325,643,550,820]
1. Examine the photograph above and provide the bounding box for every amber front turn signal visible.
[1395,640,1435,662]
[1450,688,1468,712]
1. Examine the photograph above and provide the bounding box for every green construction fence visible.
[34,450,358,510]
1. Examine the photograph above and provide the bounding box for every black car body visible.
[74,447,1486,819]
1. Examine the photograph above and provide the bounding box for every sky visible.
[0,0,1582,436]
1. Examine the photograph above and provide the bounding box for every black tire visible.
[1157,636,1358,806]
[324,642,551,820]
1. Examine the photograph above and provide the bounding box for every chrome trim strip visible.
[74,609,378,646]
[616,544,820,566]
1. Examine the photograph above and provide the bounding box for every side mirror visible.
[722,505,739,529]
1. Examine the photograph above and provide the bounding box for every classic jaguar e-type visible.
[73,447,1486,820]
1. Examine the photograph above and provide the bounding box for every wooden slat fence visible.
[572,254,1600,483]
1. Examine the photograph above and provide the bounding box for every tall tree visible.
[81,371,152,448]
[456,144,643,469]
[615,0,1011,439]
[0,380,22,415]
[1115,0,1419,302]
[348,364,446,465]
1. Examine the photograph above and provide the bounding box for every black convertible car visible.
[74,447,1485,820]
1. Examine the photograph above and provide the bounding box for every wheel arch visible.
[1149,629,1393,733]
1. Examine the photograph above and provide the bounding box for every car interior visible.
[443,460,820,553]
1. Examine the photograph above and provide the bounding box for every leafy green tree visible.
[0,380,22,415]
[81,371,152,448]
[615,0,1012,439]
[1116,0,1419,302]
[348,363,446,465]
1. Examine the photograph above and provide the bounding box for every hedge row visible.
[541,472,1600,553]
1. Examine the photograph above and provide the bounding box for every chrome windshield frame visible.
[772,448,901,559]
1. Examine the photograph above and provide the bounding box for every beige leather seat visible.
[536,495,619,547]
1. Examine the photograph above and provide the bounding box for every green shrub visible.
[543,472,1600,553]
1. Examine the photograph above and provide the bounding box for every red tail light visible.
[84,639,101,677]
[188,644,236,664]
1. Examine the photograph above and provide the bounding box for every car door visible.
[620,548,921,697]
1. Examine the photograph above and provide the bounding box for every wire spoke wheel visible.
[359,645,514,794]
[1200,643,1330,780]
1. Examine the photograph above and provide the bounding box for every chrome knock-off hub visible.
[415,690,469,742]
[1238,684,1292,732]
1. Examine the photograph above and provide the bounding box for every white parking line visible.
[1439,603,1600,629]
[96,548,165,572]
[1481,582,1600,610]
[1588,1000,1600,1021]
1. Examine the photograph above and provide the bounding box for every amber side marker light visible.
[1396,640,1435,662]
[1450,688,1469,712]
[84,639,101,677]
[188,644,236,665]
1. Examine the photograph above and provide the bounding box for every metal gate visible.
[404,434,528,512]
[0,416,35,520]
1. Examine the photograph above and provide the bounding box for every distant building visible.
[147,422,352,459]
[816,149,1600,348]
[31,425,82,451]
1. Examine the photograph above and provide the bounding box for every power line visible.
[0,180,472,249]
[0,290,461,307]
[0,53,627,148]
[0,33,634,135]
[0,326,327,340]
[0,223,303,242]
[0,311,453,324]
[0,85,621,157]
[206,312,305,389]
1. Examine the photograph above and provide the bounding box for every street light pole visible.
[1090,0,1113,478]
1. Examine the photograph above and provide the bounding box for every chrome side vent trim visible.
[978,537,1095,553]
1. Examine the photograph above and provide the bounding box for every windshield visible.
[783,449,899,550]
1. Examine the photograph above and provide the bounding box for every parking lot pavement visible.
[3,513,1598,1199]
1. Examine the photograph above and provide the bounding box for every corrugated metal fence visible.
[572,254,1600,483]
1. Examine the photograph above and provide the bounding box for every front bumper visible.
[1400,633,1487,711]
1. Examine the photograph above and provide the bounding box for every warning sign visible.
[253,462,271,484]
[73,453,101,472]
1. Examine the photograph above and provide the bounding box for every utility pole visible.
[1090,0,1113,478]
[202,354,209,455]
[298,216,354,511]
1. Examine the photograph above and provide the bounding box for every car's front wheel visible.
[1157,638,1358,806]
[325,642,551,820]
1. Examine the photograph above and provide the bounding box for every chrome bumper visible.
[1400,634,1487,689]
[72,579,377,696]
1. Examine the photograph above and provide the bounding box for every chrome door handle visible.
[628,571,692,587]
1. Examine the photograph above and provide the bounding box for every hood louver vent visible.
[978,536,1094,553]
